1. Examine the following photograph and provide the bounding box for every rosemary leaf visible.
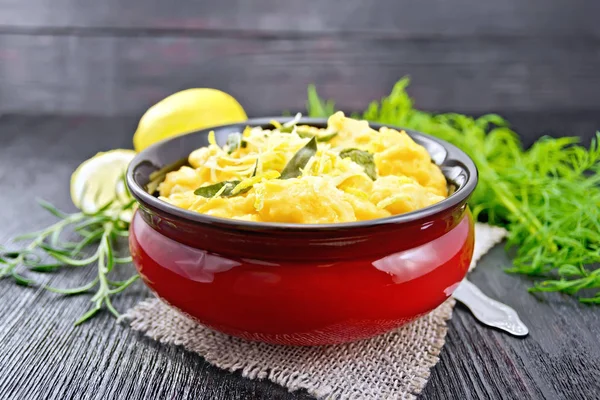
[45,278,99,295]
[28,263,63,273]
[1,192,139,324]
[74,306,101,326]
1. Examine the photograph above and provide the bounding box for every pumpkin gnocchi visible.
[158,112,448,224]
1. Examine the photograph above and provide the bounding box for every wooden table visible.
[1,114,599,400]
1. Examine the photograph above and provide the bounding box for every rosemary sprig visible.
[0,204,85,284]
[0,193,139,324]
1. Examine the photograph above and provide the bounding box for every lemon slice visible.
[70,150,136,217]
[133,88,247,152]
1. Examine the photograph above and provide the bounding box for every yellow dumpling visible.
[158,112,449,224]
[159,166,204,196]
[328,112,376,149]
[256,177,357,224]
[189,194,258,221]
[370,176,445,215]
[371,127,448,197]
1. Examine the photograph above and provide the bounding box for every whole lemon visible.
[133,88,247,152]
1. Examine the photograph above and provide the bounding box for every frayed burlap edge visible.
[126,298,456,400]
[124,223,506,400]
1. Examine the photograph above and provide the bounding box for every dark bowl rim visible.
[126,117,478,232]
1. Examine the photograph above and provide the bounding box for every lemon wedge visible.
[70,150,136,217]
[133,88,248,152]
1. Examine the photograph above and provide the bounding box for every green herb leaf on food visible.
[146,157,189,195]
[194,160,260,198]
[296,129,338,142]
[308,77,600,303]
[280,137,318,179]
[339,148,377,180]
[194,180,243,198]
[225,133,247,154]
[296,130,313,139]
[316,132,338,142]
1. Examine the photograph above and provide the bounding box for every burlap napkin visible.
[125,223,506,400]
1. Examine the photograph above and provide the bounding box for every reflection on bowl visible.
[127,118,477,346]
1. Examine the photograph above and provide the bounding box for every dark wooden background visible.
[2,3,600,400]
[1,0,600,120]
[1,115,599,400]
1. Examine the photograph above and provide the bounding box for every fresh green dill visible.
[308,77,600,303]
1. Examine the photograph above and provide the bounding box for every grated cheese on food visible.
[158,112,448,224]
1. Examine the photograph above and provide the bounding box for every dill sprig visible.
[0,193,139,325]
[308,77,600,303]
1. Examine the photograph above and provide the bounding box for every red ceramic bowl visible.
[126,117,477,346]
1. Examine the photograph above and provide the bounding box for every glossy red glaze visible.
[129,208,474,346]
[126,117,478,345]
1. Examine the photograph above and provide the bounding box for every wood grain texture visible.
[0,115,314,400]
[1,115,599,400]
[1,34,600,117]
[1,0,599,116]
[1,0,599,37]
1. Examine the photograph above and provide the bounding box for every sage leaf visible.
[296,129,313,139]
[280,137,318,179]
[339,148,377,180]
[295,129,337,142]
[194,180,242,198]
[316,132,338,142]
[194,160,261,198]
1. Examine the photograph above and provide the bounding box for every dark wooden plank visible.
[0,115,312,400]
[499,110,600,148]
[1,0,599,38]
[424,246,600,400]
[1,115,599,400]
[2,35,600,116]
